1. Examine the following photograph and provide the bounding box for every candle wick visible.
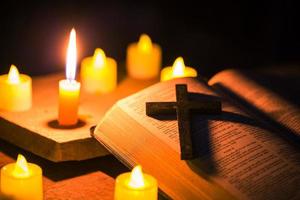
[67,78,74,83]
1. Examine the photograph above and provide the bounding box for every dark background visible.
[0,0,299,78]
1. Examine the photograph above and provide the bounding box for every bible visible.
[93,68,300,200]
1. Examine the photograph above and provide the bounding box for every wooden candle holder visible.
[0,73,156,162]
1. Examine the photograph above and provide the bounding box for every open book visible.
[93,69,300,200]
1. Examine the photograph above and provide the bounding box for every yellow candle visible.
[126,34,162,79]
[80,48,117,93]
[58,28,81,126]
[160,56,197,81]
[114,165,158,200]
[0,65,32,111]
[0,154,43,200]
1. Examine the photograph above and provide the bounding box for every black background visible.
[0,0,299,78]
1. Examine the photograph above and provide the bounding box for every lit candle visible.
[58,28,81,126]
[80,48,117,93]
[114,165,158,200]
[160,56,197,81]
[0,65,32,111]
[0,154,43,200]
[126,34,162,79]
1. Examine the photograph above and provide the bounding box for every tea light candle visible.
[0,65,32,111]
[160,57,197,81]
[80,48,117,93]
[58,28,81,126]
[0,154,43,200]
[126,34,162,79]
[114,165,158,200]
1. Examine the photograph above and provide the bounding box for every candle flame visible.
[66,28,77,81]
[8,65,20,84]
[138,34,152,52]
[13,154,30,178]
[172,57,185,77]
[93,48,106,68]
[128,165,145,188]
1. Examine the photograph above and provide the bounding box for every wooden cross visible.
[146,84,222,160]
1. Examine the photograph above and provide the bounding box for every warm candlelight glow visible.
[138,34,153,52]
[81,48,117,93]
[1,154,43,200]
[127,33,161,79]
[114,164,158,200]
[13,154,30,178]
[160,56,197,81]
[7,65,20,84]
[128,165,145,188]
[94,48,107,68]
[58,28,81,126]
[172,57,185,77]
[66,28,77,81]
[0,65,32,111]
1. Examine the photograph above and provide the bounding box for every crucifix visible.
[146,84,222,160]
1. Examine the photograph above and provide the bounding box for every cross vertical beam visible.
[146,84,221,160]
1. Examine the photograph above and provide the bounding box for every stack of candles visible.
[0,28,199,198]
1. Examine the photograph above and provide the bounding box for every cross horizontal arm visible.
[188,100,222,114]
[146,102,177,116]
[145,84,222,160]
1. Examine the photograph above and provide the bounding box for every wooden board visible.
[0,73,157,162]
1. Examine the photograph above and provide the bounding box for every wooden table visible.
[0,138,127,200]
[0,139,168,199]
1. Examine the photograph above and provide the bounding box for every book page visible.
[116,78,300,200]
[208,69,300,136]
